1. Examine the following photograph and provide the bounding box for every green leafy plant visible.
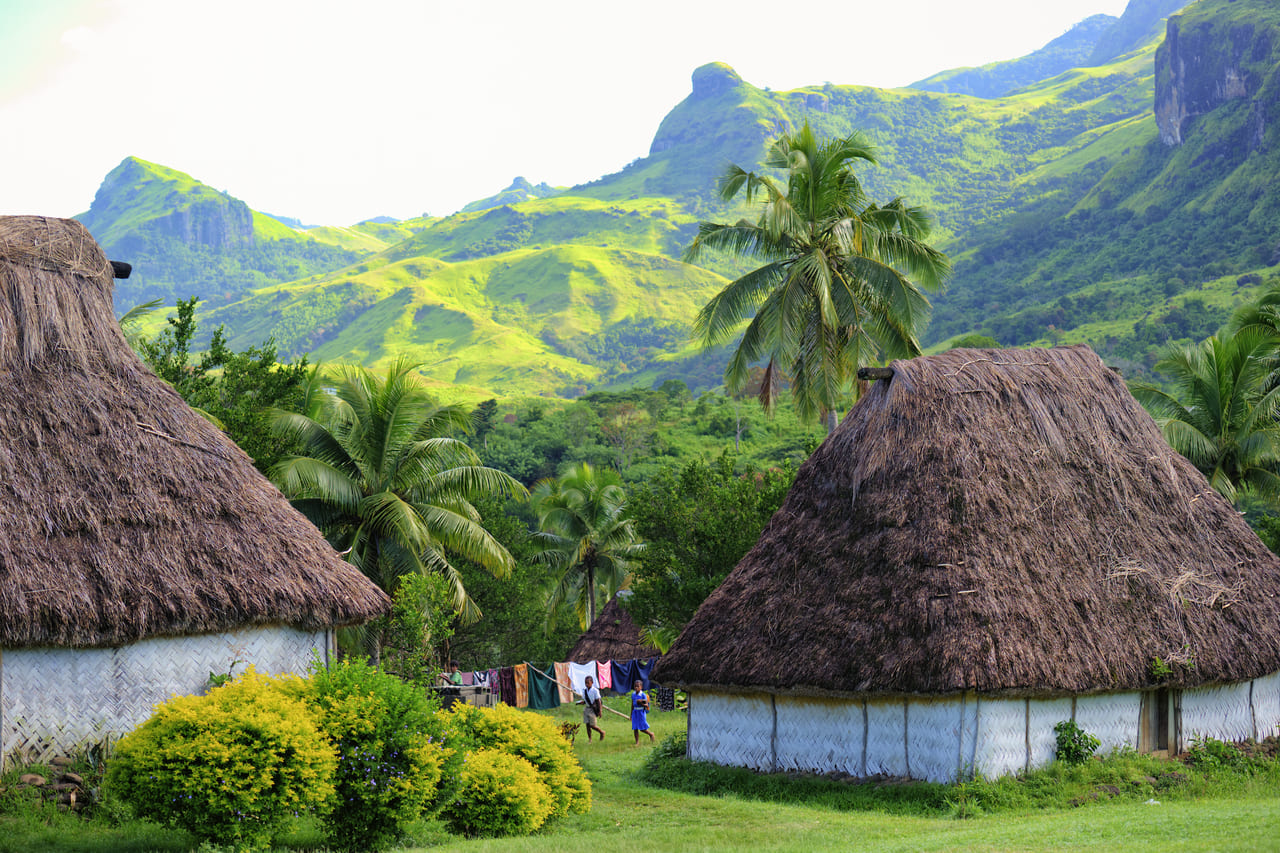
[442,748,554,837]
[1053,719,1101,765]
[447,703,591,820]
[104,668,336,851]
[1149,656,1174,681]
[304,657,454,852]
[1186,734,1247,770]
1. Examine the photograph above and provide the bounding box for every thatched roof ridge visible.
[0,216,388,648]
[567,596,660,663]
[655,345,1280,698]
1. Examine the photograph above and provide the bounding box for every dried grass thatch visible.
[566,596,660,663]
[0,216,389,648]
[655,346,1280,698]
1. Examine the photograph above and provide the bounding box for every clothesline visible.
[457,657,673,712]
[527,664,631,721]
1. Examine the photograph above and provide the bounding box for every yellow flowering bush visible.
[305,657,455,852]
[104,668,335,851]
[443,748,554,837]
[448,703,591,819]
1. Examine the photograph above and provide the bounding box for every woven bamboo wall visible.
[686,674,1280,783]
[1251,671,1280,740]
[1182,679,1260,744]
[1074,692,1142,751]
[0,625,330,768]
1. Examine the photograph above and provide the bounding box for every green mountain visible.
[933,0,1280,364]
[460,176,563,213]
[78,157,360,310]
[86,0,1280,399]
[910,14,1120,98]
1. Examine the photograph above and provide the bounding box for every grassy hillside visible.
[931,0,1280,364]
[80,157,360,311]
[87,0,1280,399]
[206,239,730,398]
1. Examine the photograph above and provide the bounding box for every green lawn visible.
[2,696,1277,852]
[415,700,1280,853]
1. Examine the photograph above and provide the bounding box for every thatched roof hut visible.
[0,216,388,764]
[656,346,1280,780]
[566,596,660,664]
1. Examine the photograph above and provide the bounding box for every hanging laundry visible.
[596,660,612,690]
[553,662,574,703]
[526,663,561,709]
[498,666,516,705]
[611,659,636,695]
[461,671,474,686]
[568,661,597,696]
[635,658,655,690]
[513,663,529,708]
[472,671,490,687]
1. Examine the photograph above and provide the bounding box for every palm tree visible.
[685,121,951,431]
[270,358,526,633]
[531,463,644,629]
[1132,329,1280,506]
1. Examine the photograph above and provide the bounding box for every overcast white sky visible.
[1,0,1132,226]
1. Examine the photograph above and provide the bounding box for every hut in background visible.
[655,345,1280,782]
[566,594,660,664]
[0,216,389,767]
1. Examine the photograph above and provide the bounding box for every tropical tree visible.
[270,358,527,645]
[531,462,644,630]
[685,121,951,431]
[1132,329,1280,506]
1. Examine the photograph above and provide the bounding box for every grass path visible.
[417,700,1280,852]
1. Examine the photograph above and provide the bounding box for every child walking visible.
[631,680,655,744]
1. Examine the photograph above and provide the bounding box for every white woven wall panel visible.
[972,697,1026,779]
[2,627,325,767]
[1026,697,1074,770]
[1252,672,1280,739]
[688,692,773,770]
[1074,692,1140,753]
[1182,681,1255,743]
[957,693,979,779]
[2,650,116,765]
[773,696,865,775]
[864,699,907,777]
[907,697,966,783]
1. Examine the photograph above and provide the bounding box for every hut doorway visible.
[1139,688,1177,755]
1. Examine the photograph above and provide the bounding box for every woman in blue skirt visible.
[631,680,655,744]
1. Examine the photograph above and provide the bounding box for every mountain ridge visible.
[79,0,1280,400]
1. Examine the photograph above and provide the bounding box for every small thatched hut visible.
[0,216,389,767]
[566,595,660,664]
[655,345,1280,782]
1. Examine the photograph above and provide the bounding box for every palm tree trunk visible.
[586,563,597,628]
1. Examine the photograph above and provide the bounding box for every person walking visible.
[631,680,654,744]
[583,676,605,741]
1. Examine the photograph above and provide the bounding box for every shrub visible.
[443,748,554,837]
[104,667,335,851]
[447,703,591,818]
[1186,734,1246,770]
[1053,719,1101,765]
[305,657,453,852]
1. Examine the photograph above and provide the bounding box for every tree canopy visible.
[685,121,950,429]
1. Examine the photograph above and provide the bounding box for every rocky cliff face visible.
[1154,2,1276,147]
[152,198,254,249]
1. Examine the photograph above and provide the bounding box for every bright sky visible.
[1,0,1132,226]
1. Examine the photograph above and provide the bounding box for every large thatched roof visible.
[567,596,660,663]
[656,345,1280,698]
[0,216,389,648]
